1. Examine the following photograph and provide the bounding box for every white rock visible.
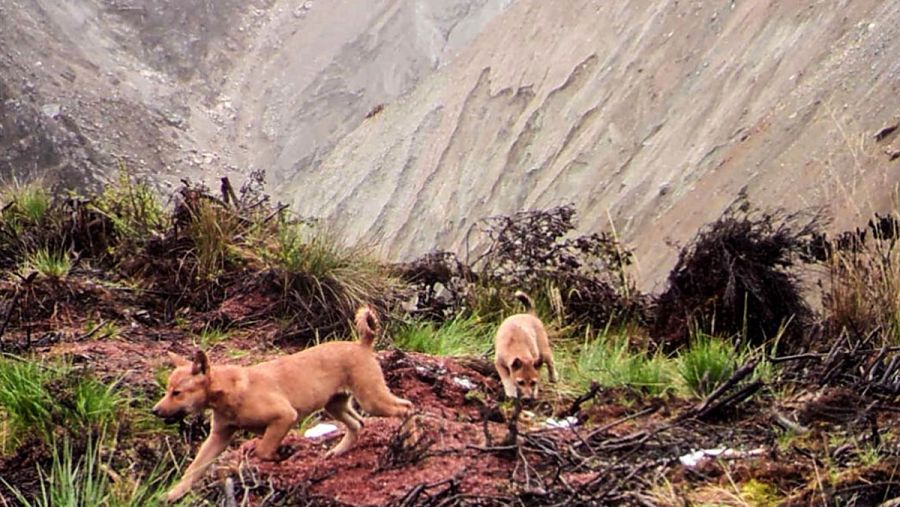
[303,423,338,438]
[452,376,476,390]
[544,416,578,429]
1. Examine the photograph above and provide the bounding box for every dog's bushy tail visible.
[355,306,380,348]
[514,290,535,314]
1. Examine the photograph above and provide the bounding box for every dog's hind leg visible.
[324,393,362,457]
[253,405,298,461]
[345,399,365,427]
[352,378,413,418]
[536,328,558,383]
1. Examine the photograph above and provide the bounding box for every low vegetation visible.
[390,314,493,357]
[0,175,897,505]
[0,356,123,450]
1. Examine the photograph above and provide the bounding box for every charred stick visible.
[769,352,825,364]
[220,177,238,207]
[862,346,888,382]
[502,396,524,446]
[691,359,759,417]
[0,286,22,344]
[584,405,659,442]
[695,380,763,420]
[564,381,600,417]
[262,203,290,224]
[397,476,458,507]
[879,356,900,384]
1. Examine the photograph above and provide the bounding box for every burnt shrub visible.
[391,251,474,320]
[652,203,821,351]
[474,205,647,329]
[823,212,900,345]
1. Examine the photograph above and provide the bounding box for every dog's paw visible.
[241,439,259,458]
[165,486,187,504]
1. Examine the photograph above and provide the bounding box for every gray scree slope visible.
[282,0,900,291]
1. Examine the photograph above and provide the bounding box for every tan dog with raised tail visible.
[494,291,558,399]
[153,306,412,502]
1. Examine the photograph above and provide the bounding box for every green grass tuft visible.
[0,358,54,449]
[676,333,738,397]
[195,326,231,348]
[392,315,494,356]
[20,248,72,279]
[91,167,166,243]
[2,432,176,507]
[13,184,52,224]
[568,328,675,396]
[0,357,124,449]
[189,200,242,279]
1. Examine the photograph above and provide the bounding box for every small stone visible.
[41,103,60,119]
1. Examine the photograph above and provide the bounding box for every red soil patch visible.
[188,351,582,506]
[235,416,514,506]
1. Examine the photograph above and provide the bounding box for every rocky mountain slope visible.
[2,0,898,290]
[283,0,900,290]
[0,0,508,188]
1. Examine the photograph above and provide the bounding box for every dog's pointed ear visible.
[191,350,209,376]
[167,351,190,368]
[511,357,522,370]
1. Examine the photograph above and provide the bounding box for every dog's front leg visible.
[253,411,297,461]
[495,361,517,398]
[166,427,236,503]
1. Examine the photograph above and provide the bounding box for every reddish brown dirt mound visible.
[199,351,571,505]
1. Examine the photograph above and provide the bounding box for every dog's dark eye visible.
[531,381,537,386]
[516,380,525,385]
[172,390,181,397]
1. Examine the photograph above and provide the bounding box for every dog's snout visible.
[151,404,163,417]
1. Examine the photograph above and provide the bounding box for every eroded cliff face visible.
[202,0,512,186]
[283,0,900,290]
[0,0,509,189]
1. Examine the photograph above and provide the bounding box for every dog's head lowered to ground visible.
[152,350,211,423]
[507,355,544,399]
[494,291,558,400]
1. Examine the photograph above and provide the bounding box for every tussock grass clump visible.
[676,333,738,398]
[0,358,53,449]
[271,218,402,342]
[5,181,52,226]
[0,180,59,268]
[0,357,123,449]
[20,248,72,279]
[391,314,493,356]
[653,203,820,350]
[188,200,244,279]
[824,213,900,344]
[90,168,166,250]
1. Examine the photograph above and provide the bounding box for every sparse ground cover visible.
[0,175,899,506]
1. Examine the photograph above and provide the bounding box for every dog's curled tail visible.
[355,306,380,347]
[514,290,535,314]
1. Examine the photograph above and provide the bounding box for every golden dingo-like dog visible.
[153,306,412,502]
[494,291,557,399]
